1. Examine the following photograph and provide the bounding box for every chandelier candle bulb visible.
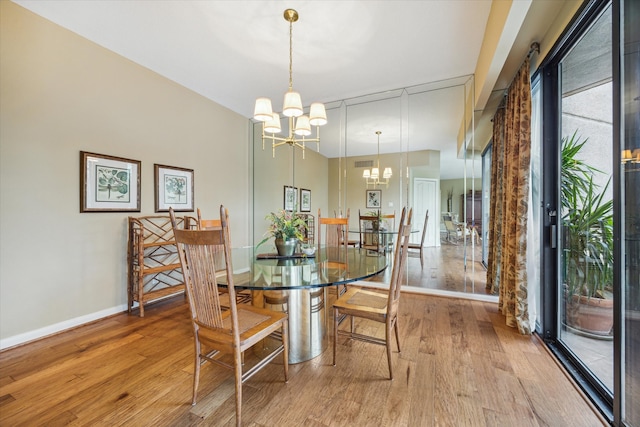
[254,98,273,122]
[264,113,282,134]
[294,115,311,136]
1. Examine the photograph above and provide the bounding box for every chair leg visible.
[394,318,401,353]
[385,322,394,380]
[192,337,201,405]
[282,321,289,382]
[419,248,424,269]
[234,350,243,427]
[333,307,338,366]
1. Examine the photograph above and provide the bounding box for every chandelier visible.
[363,131,392,188]
[253,9,327,159]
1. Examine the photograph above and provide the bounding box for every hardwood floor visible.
[0,291,606,426]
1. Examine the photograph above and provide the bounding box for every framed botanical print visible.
[284,185,297,211]
[300,188,311,212]
[366,189,381,209]
[80,151,141,212]
[154,164,194,212]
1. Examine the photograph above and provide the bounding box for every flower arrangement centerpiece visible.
[260,210,308,256]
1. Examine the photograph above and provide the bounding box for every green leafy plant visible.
[562,132,613,299]
[256,210,307,248]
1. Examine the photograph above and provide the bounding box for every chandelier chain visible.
[288,18,293,91]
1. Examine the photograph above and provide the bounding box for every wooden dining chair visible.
[332,207,413,380]
[358,209,382,252]
[407,210,429,268]
[318,209,349,297]
[170,206,289,427]
[334,209,358,247]
[196,208,252,306]
[382,211,396,251]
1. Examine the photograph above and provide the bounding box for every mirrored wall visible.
[252,74,493,298]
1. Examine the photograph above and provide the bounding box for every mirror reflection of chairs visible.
[358,210,383,252]
[407,210,428,268]
[170,206,288,426]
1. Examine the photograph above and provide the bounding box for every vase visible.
[275,238,298,257]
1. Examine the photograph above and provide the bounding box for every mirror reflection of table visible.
[217,246,387,363]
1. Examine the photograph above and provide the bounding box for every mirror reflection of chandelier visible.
[253,9,327,159]
[363,131,392,188]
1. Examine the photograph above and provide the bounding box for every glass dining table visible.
[217,246,387,363]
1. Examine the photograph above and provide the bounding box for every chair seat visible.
[197,305,288,351]
[332,287,388,323]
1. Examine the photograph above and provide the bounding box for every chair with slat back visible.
[407,210,429,268]
[335,209,358,247]
[381,211,396,251]
[196,208,252,306]
[170,206,288,427]
[318,209,349,297]
[332,206,413,380]
[358,209,382,252]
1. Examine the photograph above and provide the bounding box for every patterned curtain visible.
[487,58,532,335]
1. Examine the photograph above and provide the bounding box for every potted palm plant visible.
[562,132,614,337]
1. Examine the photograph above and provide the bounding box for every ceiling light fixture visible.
[363,131,392,188]
[253,9,327,159]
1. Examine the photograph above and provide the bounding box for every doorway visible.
[412,178,438,247]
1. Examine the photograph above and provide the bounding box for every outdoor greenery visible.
[562,131,613,299]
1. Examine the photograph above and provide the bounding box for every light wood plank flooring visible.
[0,291,606,426]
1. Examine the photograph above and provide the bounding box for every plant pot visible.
[566,294,614,337]
[275,238,298,257]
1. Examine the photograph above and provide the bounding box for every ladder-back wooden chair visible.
[358,209,382,252]
[170,206,288,427]
[381,211,396,251]
[335,209,358,247]
[318,209,349,297]
[407,210,429,268]
[332,207,413,380]
[196,208,252,307]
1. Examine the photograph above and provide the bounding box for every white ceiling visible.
[13,0,564,178]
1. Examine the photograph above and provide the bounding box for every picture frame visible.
[284,185,297,211]
[154,164,194,212]
[80,151,141,212]
[300,188,311,212]
[366,189,382,209]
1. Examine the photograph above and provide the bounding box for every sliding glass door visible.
[539,1,640,424]
[557,3,614,395]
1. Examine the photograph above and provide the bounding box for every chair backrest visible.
[359,209,381,249]
[196,207,221,230]
[317,209,349,249]
[170,206,240,339]
[444,219,458,233]
[381,211,395,230]
[419,210,429,246]
[387,207,413,317]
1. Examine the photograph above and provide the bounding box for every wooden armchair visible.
[170,206,288,426]
[332,207,413,380]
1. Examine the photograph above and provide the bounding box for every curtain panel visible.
[488,58,533,334]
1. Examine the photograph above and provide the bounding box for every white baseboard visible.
[0,304,128,351]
